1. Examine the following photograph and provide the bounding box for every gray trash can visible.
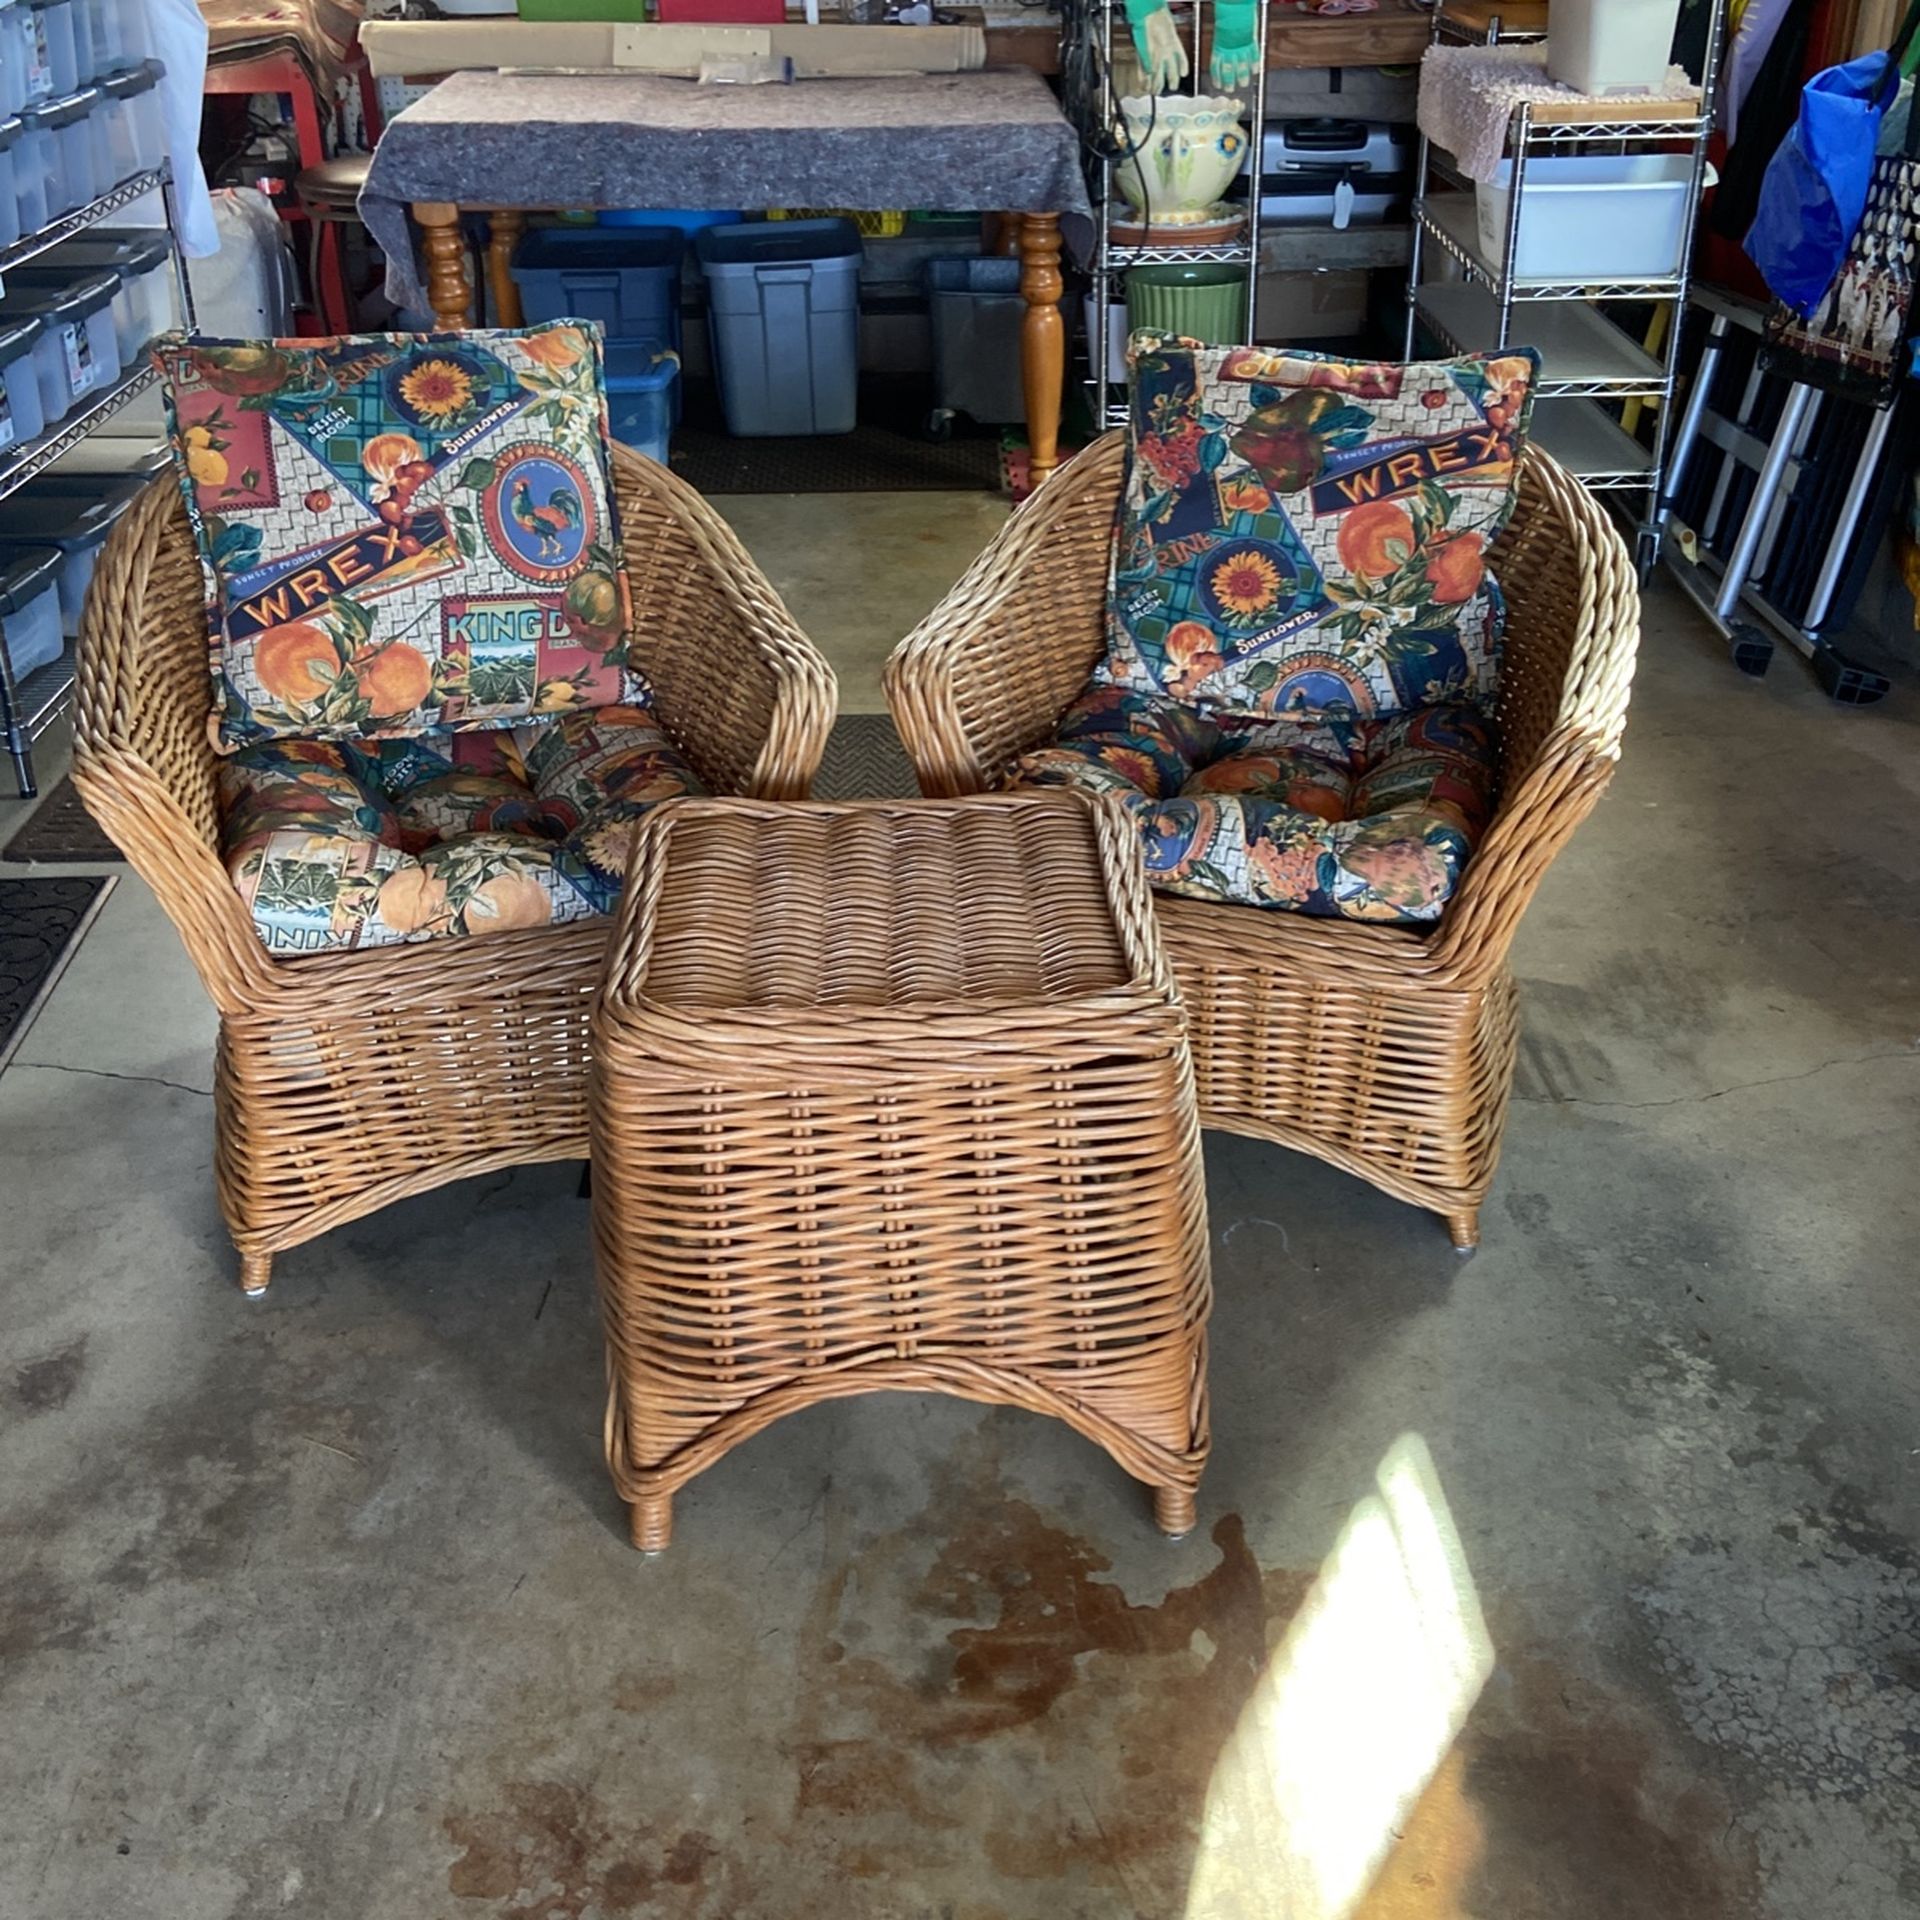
[696,218,863,437]
[927,256,1026,435]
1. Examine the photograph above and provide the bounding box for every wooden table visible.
[359,69,1094,485]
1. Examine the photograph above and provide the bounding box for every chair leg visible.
[1153,1484,1197,1539]
[628,1491,673,1553]
[238,1251,273,1297]
[1445,1209,1480,1255]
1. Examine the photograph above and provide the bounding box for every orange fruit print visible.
[1424,532,1486,605]
[253,622,339,709]
[1337,500,1417,582]
[356,642,433,719]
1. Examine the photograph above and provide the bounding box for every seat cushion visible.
[1017,683,1499,924]
[155,322,645,751]
[1100,336,1538,725]
[219,706,703,954]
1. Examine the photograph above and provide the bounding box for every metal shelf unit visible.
[1402,1,1727,565]
[0,168,195,797]
[1063,0,1274,430]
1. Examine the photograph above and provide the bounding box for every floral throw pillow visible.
[154,324,643,752]
[1102,336,1539,723]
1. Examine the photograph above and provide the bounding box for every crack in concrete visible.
[9,1060,213,1099]
[1516,1045,1917,1112]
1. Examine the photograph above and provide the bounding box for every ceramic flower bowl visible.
[1113,95,1250,227]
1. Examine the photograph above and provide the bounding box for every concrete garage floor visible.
[3,490,1919,1920]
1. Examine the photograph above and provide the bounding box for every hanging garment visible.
[1718,0,1797,145]
[1712,3,1817,239]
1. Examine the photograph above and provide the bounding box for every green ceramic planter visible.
[1124,265,1249,348]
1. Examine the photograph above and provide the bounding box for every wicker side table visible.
[589,790,1212,1551]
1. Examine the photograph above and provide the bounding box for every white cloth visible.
[1416,43,1698,184]
[148,0,220,257]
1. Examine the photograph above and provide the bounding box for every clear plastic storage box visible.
[0,313,49,455]
[12,107,52,232]
[16,229,177,359]
[99,60,161,178]
[0,547,66,681]
[0,114,22,249]
[0,470,143,635]
[0,5,33,117]
[25,0,79,100]
[35,88,101,213]
[0,270,125,425]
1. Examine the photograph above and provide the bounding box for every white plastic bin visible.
[99,60,159,176]
[12,108,50,232]
[0,473,142,636]
[66,0,107,80]
[0,4,33,117]
[0,114,21,249]
[16,229,175,359]
[1547,0,1684,97]
[0,314,48,454]
[0,548,65,681]
[98,0,144,65]
[39,88,100,211]
[696,218,862,437]
[0,271,123,424]
[25,0,78,99]
[1476,152,1696,282]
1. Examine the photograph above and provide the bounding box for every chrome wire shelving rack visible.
[1402,0,1727,568]
[0,167,196,797]
[1063,0,1274,431]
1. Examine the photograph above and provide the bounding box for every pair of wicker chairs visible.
[74,433,1635,1293]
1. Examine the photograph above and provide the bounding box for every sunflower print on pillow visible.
[154,322,645,752]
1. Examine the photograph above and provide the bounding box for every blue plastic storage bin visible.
[600,208,741,238]
[509,224,685,352]
[0,547,65,680]
[603,341,678,466]
[696,218,862,438]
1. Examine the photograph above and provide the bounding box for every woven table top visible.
[602,792,1164,1018]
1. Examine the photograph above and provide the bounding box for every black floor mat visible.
[4,777,120,864]
[811,712,921,800]
[0,874,112,1068]
[667,377,1003,495]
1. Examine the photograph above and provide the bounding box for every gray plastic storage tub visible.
[0,114,21,249]
[0,547,66,681]
[927,256,1026,431]
[696,218,862,438]
[0,470,143,635]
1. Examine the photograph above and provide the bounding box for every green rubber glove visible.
[1124,0,1190,94]
[1210,0,1259,90]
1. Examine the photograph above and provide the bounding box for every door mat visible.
[4,777,120,864]
[668,378,1002,495]
[0,874,114,1070]
[812,711,921,800]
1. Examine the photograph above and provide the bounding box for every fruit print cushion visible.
[153,324,642,753]
[1102,336,1539,724]
[1016,682,1499,925]
[217,705,704,953]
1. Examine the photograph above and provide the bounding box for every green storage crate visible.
[516,0,650,20]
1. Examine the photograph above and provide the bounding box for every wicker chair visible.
[74,446,836,1295]
[884,435,1639,1250]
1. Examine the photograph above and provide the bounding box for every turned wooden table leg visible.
[486,208,525,328]
[1018,212,1065,490]
[414,201,473,329]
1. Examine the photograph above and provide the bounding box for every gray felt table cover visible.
[360,68,1095,311]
